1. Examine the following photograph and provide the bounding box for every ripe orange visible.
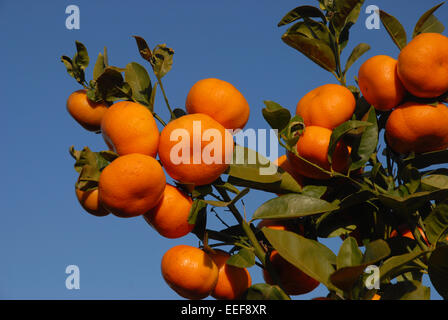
[161,245,219,300]
[158,113,234,186]
[296,84,356,129]
[209,250,252,300]
[75,188,109,217]
[385,102,448,154]
[263,250,319,295]
[287,126,350,180]
[358,55,406,111]
[371,294,381,300]
[256,219,289,231]
[66,89,108,131]
[274,155,304,186]
[101,101,160,157]
[390,225,429,245]
[143,184,194,239]
[397,33,448,98]
[185,78,250,130]
[98,153,166,218]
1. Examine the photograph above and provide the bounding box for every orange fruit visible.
[158,113,234,186]
[101,101,160,157]
[287,126,350,180]
[161,245,218,300]
[385,102,448,154]
[143,184,194,239]
[397,33,448,98]
[371,294,381,300]
[185,78,250,130]
[209,250,252,300]
[66,89,108,131]
[75,188,109,217]
[98,153,166,218]
[274,155,305,186]
[358,55,406,111]
[296,84,356,129]
[390,225,429,245]
[256,219,289,231]
[263,250,319,295]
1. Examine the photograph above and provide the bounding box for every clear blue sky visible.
[1,0,445,300]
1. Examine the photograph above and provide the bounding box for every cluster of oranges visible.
[358,32,448,154]
[68,78,255,299]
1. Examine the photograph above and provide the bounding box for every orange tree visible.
[62,0,448,300]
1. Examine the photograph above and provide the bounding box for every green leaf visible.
[244,283,290,300]
[93,53,106,81]
[281,30,336,73]
[187,199,207,225]
[349,106,379,172]
[149,81,158,112]
[413,2,445,37]
[95,67,131,103]
[151,44,174,79]
[424,202,448,245]
[379,10,407,50]
[403,150,448,169]
[278,5,327,26]
[61,56,75,78]
[421,175,448,191]
[343,43,370,75]
[227,146,302,194]
[331,0,364,35]
[125,62,152,107]
[226,248,255,268]
[262,101,291,132]
[73,41,89,71]
[338,1,365,52]
[328,120,372,164]
[380,249,429,281]
[381,281,430,300]
[133,35,152,62]
[262,228,338,292]
[363,239,391,264]
[428,245,448,299]
[301,185,327,198]
[203,188,249,208]
[253,193,339,220]
[337,237,363,269]
[378,189,448,214]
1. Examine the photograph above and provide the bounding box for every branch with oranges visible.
[62,0,448,301]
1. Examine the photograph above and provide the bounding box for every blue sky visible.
[1,0,446,299]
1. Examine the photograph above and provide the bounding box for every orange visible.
[158,113,234,186]
[358,55,406,111]
[287,126,350,180]
[66,89,108,131]
[256,219,289,231]
[209,250,252,300]
[75,188,109,217]
[98,153,166,218]
[385,102,448,154]
[274,155,304,186]
[185,78,250,130]
[390,225,429,245]
[263,250,319,295]
[161,245,218,300]
[101,101,160,157]
[143,184,194,239]
[371,294,381,300]
[296,84,356,129]
[397,33,448,98]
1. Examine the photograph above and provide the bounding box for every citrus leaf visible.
[253,194,338,220]
[349,106,379,172]
[380,249,429,281]
[343,43,370,75]
[378,189,448,213]
[428,245,448,299]
[381,281,430,300]
[73,41,89,70]
[424,201,448,245]
[262,101,291,132]
[125,62,152,108]
[421,175,448,191]
[226,248,255,268]
[413,2,445,37]
[244,283,290,300]
[403,150,448,169]
[337,237,363,269]
[281,31,336,72]
[187,199,207,225]
[93,53,106,81]
[328,120,372,164]
[278,5,327,26]
[301,185,327,198]
[379,10,407,50]
[151,44,174,79]
[262,228,339,292]
[331,0,363,35]
[133,35,152,62]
